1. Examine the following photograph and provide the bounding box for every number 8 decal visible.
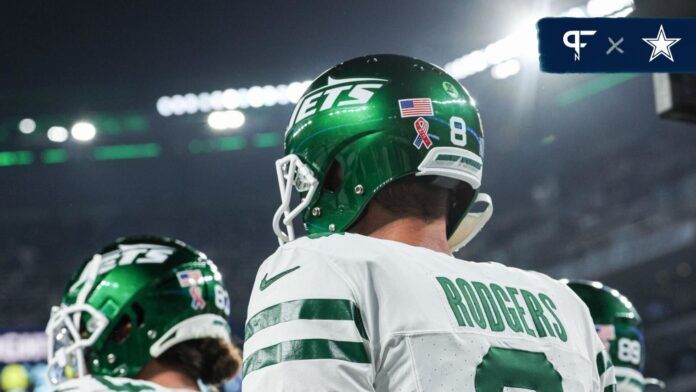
[450,116,467,147]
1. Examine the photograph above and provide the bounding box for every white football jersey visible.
[54,376,203,391]
[243,233,616,391]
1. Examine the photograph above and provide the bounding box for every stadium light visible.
[71,122,97,142]
[156,96,173,117]
[491,59,521,79]
[18,118,36,134]
[155,80,312,117]
[184,93,198,114]
[221,89,244,110]
[197,92,212,112]
[207,110,246,131]
[47,126,69,143]
[246,86,266,108]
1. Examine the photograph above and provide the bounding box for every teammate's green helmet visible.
[45,236,232,385]
[566,280,664,391]
[274,54,492,251]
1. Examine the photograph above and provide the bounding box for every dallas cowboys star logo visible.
[642,25,681,62]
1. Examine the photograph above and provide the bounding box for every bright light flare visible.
[47,126,69,143]
[491,59,521,79]
[207,110,246,131]
[19,118,37,134]
[71,122,97,142]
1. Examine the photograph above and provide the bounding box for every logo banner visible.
[538,18,696,73]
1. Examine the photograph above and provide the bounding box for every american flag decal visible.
[399,98,434,117]
[177,270,203,287]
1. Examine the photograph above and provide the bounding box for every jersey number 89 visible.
[214,285,231,316]
[617,338,641,365]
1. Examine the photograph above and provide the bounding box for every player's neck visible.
[136,360,199,391]
[350,204,451,255]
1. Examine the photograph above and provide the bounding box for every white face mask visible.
[273,154,319,245]
[45,254,108,385]
[45,303,109,384]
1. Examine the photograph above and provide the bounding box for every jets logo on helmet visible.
[273,54,492,251]
[288,76,388,126]
[68,243,175,294]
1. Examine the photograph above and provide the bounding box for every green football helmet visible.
[566,280,665,391]
[45,236,232,385]
[274,54,492,251]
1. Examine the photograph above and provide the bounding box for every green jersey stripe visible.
[242,338,369,377]
[604,385,617,392]
[596,351,614,376]
[93,376,157,391]
[616,375,644,388]
[245,299,368,340]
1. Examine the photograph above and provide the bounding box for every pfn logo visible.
[563,30,596,61]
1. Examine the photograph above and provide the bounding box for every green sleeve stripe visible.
[616,376,643,388]
[604,385,617,392]
[245,299,368,340]
[242,338,369,377]
[596,352,606,375]
[93,376,156,391]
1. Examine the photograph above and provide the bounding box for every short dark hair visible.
[156,338,241,386]
[372,175,451,221]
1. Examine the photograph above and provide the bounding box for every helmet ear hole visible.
[324,160,343,193]
[109,316,133,344]
[108,302,145,344]
[132,303,145,327]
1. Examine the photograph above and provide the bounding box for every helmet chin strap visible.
[447,193,493,252]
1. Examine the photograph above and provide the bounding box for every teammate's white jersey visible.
[54,376,203,391]
[243,233,616,391]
